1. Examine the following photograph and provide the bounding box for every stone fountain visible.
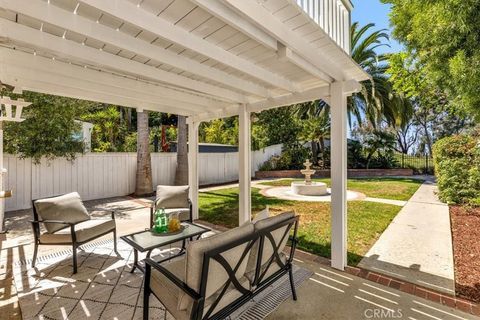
[291,159,329,196]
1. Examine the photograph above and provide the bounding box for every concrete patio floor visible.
[359,178,455,295]
[0,196,474,320]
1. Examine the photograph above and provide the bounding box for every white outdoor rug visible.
[13,239,312,320]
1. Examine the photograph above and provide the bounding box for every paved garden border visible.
[255,168,414,179]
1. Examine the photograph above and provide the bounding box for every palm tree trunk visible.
[126,108,132,131]
[135,110,153,195]
[175,115,188,185]
[311,141,318,165]
[319,138,326,168]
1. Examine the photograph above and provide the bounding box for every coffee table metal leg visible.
[130,249,138,273]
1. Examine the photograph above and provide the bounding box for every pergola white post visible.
[330,80,361,270]
[330,81,348,270]
[238,105,252,225]
[187,119,200,220]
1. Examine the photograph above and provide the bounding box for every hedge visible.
[433,134,480,205]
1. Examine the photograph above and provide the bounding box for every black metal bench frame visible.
[30,195,117,274]
[143,215,299,320]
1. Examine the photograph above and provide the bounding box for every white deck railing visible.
[296,0,351,53]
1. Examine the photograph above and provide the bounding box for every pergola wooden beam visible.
[0,48,229,111]
[0,0,271,99]
[224,0,346,81]
[0,18,247,103]
[277,43,334,83]
[78,0,300,93]
[189,0,278,51]
[247,86,331,113]
[4,76,193,115]
[2,65,210,115]
[190,84,330,123]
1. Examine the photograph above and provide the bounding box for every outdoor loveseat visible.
[143,211,299,320]
[31,192,117,274]
[150,185,193,228]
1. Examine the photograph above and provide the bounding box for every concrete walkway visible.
[358,179,455,295]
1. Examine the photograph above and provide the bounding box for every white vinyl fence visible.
[3,144,282,212]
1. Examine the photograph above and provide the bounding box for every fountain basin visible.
[291,181,329,196]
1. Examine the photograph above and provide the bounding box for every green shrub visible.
[433,135,480,204]
[258,144,310,171]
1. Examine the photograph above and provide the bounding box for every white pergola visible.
[0,0,368,270]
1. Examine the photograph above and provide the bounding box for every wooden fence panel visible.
[3,144,281,211]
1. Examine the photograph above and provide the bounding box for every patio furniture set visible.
[28,186,300,320]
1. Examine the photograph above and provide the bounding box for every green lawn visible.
[199,187,403,265]
[260,177,423,201]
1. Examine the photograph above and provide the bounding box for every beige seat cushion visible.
[155,185,189,209]
[34,192,90,233]
[150,257,249,320]
[179,222,254,311]
[245,211,295,284]
[151,258,189,320]
[39,219,115,244]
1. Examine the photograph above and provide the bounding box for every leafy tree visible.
[388,52,473,155]
[2,90,89,163]
[382,0,480,119]
[200,113,283,151]
[394,121,420,154]
[81,106,128,152]
[255,107,301,147]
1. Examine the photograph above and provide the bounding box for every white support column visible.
[238,105,252,225]
[330,81,348,270]
[187,119,200,220]
[0,123,4,233]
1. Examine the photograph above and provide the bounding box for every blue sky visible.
[351,0,403,54]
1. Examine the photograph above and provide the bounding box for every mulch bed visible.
[450,205,480,302]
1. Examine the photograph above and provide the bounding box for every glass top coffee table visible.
[121,222,211,273]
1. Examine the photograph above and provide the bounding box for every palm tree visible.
[296,22,412,129]
[295,101,330,167]
[350,22,414,127]
[294,22,413,164]
[134,110,153,195]
[174,115,188,185]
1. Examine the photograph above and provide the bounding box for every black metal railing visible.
[395,153,434,174]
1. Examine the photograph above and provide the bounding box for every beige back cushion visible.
[252,206,269,223]
[178,222,254,311]
[34,192,90,233]
[155,185,189,209]
[246,211,295,277]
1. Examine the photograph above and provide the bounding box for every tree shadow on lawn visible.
[199,189,293,228]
